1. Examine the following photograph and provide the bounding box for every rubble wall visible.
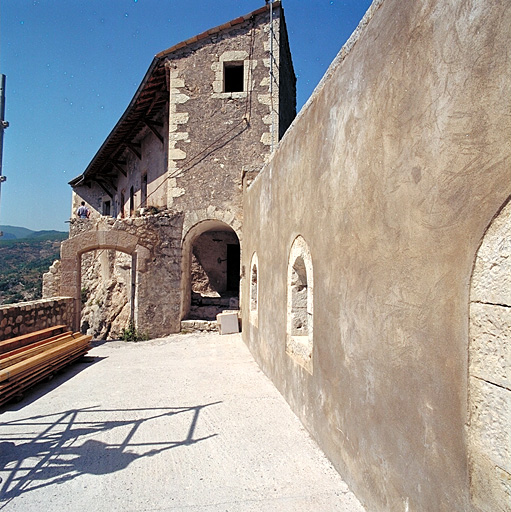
[0,297,74,341]
[165,6,294,232]
[242,0,511,511]
[52,213,184,339]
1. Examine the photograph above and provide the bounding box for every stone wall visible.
[0,297,74,341]
[241,0,511,511]
[47,212,184,338]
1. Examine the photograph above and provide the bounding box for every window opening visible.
[250,260,258,312]
[286,236,313,373]
[224,62,244,93]
[120,192,125,218]
[290,257,308,336]
[103,200,111,217]
[129,186,134,216]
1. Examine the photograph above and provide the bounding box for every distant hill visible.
[0,228,67,305]
[0,225,67,241]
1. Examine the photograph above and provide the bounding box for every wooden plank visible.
[0,337,90,392]
[2,331,72,359]
[0,335,91,383]
[0,345,88,395]
[0,325,67,354]
[0,332,75,370]
[0,347,89,407]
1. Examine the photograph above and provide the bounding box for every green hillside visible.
[0,231,66,305]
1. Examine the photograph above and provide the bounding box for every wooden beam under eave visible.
[97,181,114,199]
[126,143,142,160]
[144,120,164,144]
[112,161,127,177]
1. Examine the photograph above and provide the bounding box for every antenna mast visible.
[269,0,275,152]
[0,74,8,235]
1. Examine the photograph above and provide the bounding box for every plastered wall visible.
[242,1,511,511]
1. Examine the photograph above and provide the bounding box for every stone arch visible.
[181,208,242,244]
[59,230,149,332]
[468,198,511,512]
[286,235,313,374]
[180,219,241,321]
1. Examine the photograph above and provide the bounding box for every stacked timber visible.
[0,325,91,407]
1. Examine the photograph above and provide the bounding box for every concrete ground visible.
[0,333,365,512]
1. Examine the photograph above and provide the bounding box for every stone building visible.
[43,0,511,511]
[44,1,295,337]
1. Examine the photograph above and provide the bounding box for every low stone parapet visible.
[0,297,74,341]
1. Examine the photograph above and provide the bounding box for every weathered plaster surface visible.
[242,1,511,511]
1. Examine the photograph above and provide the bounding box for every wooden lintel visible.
[144,120,164,144]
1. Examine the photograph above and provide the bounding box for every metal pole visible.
[0,74,9,234]
[269,0,274,153]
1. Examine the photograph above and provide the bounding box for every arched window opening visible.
[286,236,313,374]
[290,256,308,336]
[468,199,511,512]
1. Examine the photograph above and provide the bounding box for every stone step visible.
[180,319,218,333]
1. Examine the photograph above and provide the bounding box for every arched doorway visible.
[80,248,133,339]
[181,220,241,321]
[59,229,147,334]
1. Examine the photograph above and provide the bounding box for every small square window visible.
[224,62,244,93]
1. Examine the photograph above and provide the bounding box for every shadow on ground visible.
[0,355,106,414]
[0,402,220,508]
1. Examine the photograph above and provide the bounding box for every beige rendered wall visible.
[242,1,511,511]
[72,121,168,219]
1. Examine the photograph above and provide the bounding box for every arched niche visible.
[250,252,259,314]
[286,235,313,374]
[468,199,511,512]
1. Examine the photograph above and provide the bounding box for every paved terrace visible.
[0,333,365,512]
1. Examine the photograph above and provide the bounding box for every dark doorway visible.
[186,227,240,321]
[226,244,240,291]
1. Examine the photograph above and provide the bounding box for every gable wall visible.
[242,1,511,510]
[164,7,289,225]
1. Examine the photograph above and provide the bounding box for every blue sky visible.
[0,0,372,231]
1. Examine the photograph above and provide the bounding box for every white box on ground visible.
[217,312,239,335]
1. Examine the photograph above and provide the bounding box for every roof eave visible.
[69,56,162,187]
